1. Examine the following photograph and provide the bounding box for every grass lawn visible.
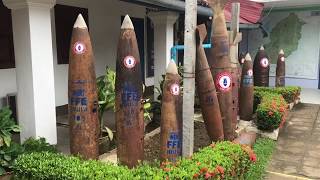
[245,138,276,180]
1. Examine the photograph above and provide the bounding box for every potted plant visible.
[97,67,116,153]
[0,107,23,178]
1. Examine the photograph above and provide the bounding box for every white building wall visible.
[246,10,320,89]
[0,0,147,107]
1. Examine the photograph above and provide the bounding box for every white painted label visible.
[260,58,269,68]
[281,57,285,62]
[73,42,86,54]
[170,83,180,96]
[247,69,253,76]
[216,72,232,92]
[123,56,136,69]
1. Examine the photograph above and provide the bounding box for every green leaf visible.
[3,136,11,147]
[0,167,5,176]
[4,155,11,161]
[104,126,114,141]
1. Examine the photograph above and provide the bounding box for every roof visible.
[122,0,264,24]
[182,0,264,24]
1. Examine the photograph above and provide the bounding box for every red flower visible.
[210,144,216,148]
[249,153,257,162]
[164,168,170,172]
[268,111,274,116]
[200,167,208,173]
[193,173,199,179]
[216,166,224,174]
[205,172,212,179]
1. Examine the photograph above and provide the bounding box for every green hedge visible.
[255,91,288,131]
[13,141,256,180]
[254,86,301,104]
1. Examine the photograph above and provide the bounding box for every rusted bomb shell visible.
[233,132,257,147]
[229,31,242,135]
[68,14,99,159]
[115,15,144,168]
[231,67,240,130]
[195,24,224,142]
[239,53,254,121]
[208,0,235,141]
[160,61,182,162]
[253,46,270,87]
[276,49,285,87]
[239,52,246,65]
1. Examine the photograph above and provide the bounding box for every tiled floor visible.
[266,103,320,180]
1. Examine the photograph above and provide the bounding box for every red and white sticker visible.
[260,58,269,68]
[247,69,253,76]
[281,57,285,62]
[170,83,180,96]
[73,42,86,54]
[241,58,245,64]
[123,56,136,69]
[216,72,232,92]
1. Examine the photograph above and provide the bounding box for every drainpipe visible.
[171,26,212,63]
[171,44,212,63]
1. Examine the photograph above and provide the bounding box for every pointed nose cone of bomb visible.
[166,61,178,74]
[121,15,134,30]
[260,46,265,51]
[73,14,87,29]
[245,53,252,61]
[279,49,284,55]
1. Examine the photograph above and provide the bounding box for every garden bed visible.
[144,121,211,162]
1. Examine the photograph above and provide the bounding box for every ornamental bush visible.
[254,86,301,104]
[256,93,288,131]
[13,141,256,180]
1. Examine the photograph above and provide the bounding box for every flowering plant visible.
[256,93,288,131]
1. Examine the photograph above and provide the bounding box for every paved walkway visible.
[266,103,320,180]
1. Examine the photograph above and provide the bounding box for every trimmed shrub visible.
[256,93,287,131]
[254,86,301,104]
[13,142,256,180]
[22,137,57,154]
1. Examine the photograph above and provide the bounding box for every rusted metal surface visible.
[276,50,285,87]
[208,0,235,141]
[229,29,242,135]
[115,15,144,168]
[239,53,254,121]
[195,24,224,142]
[68,14,99,159]
[160,61,182,162]
[233,132,257,147]
[253,46,270,87]
[231,67,240,129]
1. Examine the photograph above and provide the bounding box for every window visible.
[54,4,89,64]
[0,1,15,69]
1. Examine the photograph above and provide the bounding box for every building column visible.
[3,0,57,144]
[149,11,179,99]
